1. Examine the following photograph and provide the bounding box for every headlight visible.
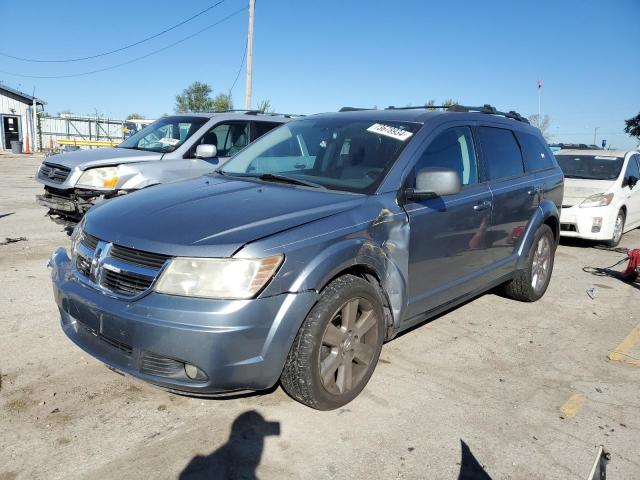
[579,193,613,208]
[154,255,283,299]
[77,166,119,189]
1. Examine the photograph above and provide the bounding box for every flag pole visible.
[538,79,542,122]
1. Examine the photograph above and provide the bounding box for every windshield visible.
[556,154,624,180]
[219,117,422,193]
[119,116,208,153]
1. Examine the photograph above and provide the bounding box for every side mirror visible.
[407,167,462,200]
[195,144,217,159]
[627,175,638,189]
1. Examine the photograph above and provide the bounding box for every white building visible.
[0,84,46,151]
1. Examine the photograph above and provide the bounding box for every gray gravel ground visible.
[1,154,639,479]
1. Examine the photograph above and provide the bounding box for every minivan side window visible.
[252,122,281,141]
[478,127,524,181]
[414,126,478,186]
[624,154,640,185]
[515,131,555,172]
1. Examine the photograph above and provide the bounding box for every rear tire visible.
[605,210,625,247]
[502,224,556,302]
[280,275,385,410]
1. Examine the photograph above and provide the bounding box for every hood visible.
[44,147,162,170]
[563,178,615,206]
[84,176,365,257]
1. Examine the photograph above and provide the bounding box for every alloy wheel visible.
[318,297,380,395]
[531,235,551,293]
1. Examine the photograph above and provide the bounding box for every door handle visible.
[473,200,492,211]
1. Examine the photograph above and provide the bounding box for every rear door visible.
[405,124,493,318]
[477,125,539,266]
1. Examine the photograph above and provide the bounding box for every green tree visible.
[257,99,273,113]
[57,109,73,116]
[212,92,233,112]
[442,98,459,108]
[126,113,144,120]
[424,99,437,110]
[624,112,640,140]
[175,81,214,113]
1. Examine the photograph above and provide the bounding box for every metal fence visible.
[39,115,126,150]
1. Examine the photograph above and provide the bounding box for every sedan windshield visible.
[219,117,422,193]
[119,116,208,153]
[556,154,624,180]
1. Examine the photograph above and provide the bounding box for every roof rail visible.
[446,104,530,123]
[339,107,374,112]
[208,109,304,118]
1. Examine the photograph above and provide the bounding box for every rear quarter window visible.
[478,127,524,181]
[515,131,555,172]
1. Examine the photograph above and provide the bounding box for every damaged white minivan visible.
[557,149,640,246]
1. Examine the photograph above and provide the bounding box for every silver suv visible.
[36,112,293,225]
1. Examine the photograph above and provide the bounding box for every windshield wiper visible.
[257,173,325,189]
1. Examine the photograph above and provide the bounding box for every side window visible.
[252,121,281,141]
[624,155,640,183]
[478,127,524,181]
[197,122,250,157]
[414,126,478,186]
[515,131,555,172]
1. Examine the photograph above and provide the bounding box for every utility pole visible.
[32,87,38,152]
[593,127,599,145]
[244,0,255,110]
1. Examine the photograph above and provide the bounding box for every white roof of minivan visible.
[556,149,631,157]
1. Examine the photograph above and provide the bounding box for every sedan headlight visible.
[154,255,283,299]
[77,166,119,189]
[579,193,613,208]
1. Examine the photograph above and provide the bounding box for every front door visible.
[189,121,251,174]
[3,116,20,149]
[405,125,494,319]
[622,154,640,227]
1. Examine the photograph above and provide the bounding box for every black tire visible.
[604,210,625,247]
[502,224,556,302]
[280,275,385,410]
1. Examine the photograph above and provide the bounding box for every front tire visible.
[605,210,625,247]
[280,275,385,410]
[502,224,556,302]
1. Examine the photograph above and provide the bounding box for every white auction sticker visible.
[366,123,413,141]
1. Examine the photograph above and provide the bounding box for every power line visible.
[0,0,225,63]
[229,38,248,93]
[0,7,247,79]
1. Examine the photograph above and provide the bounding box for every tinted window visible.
[478,127,524,180]
[515,131,555,172]
[415,127,478,185]
[624,155,640,183]
[253,121,281,140]
[556,154,624,180]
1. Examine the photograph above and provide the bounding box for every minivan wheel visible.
[280,275,385,410]
[605,210,625,247]
[502,224,556,302]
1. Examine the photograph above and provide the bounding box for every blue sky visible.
[1,0,639,148]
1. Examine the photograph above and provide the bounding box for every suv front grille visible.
[39,163,71,184]
[74,230,170,298]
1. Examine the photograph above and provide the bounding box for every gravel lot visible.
[1,154,639,480]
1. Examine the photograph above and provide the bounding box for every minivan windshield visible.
[219,117,422,193]
[556,154,624,180]
[119,116,208,153]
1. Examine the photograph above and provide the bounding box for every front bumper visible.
[559,204,617,241]
[49,248,319,395]
[37,188,110,226]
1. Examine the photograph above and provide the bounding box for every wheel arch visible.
[516,199,560,269]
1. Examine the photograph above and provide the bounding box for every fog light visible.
[184,363,207,380]
[592,217,602,233]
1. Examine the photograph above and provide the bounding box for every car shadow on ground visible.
[178,410,280,480]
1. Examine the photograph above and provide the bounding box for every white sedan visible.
[557,149,640,246]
